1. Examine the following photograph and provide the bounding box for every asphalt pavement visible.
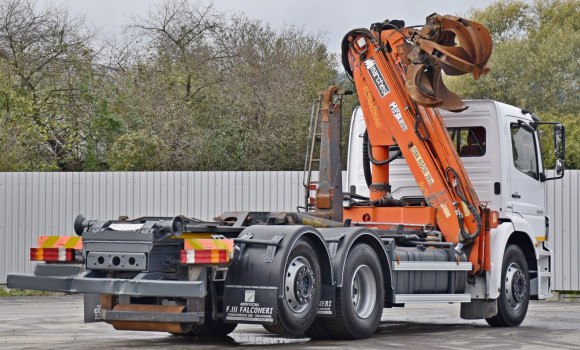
[1,295,579,349]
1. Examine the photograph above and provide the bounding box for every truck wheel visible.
[486,245,529,327]
[308,243,383,340]
[264,237,321,336]
[183,283,237,337]
[187,314,237,337]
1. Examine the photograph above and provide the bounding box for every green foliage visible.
[0,288,57,296]
[0,0,109,171]
[102,3,338,171]
[109,130,165,171]
[446,0,580,167]
[0,0,341,171]
[539,113,580,169]
[210,16,338,170]
[2,0,577,171]
[0,81,61,171]
[84,100,126,171]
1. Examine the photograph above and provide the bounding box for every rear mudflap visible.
[223,225,334,324]
[224,286,278,324]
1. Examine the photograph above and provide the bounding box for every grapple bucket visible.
[405,14,493,111]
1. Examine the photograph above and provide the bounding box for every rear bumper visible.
[7,271,206,298]
[101,309,203,323]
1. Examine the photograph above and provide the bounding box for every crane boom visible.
[341,14,497,273]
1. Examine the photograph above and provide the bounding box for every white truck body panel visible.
[346,100,552,300]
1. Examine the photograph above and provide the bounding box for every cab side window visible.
[511,123,539,179]
[448,127,486,157]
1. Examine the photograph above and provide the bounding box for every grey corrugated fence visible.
[1,171,578,291]
[545,170,579,291]
[0,171,306,284]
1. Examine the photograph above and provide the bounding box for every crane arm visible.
[342,14,495,272]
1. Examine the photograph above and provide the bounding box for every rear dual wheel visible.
[264,237,322,336]
[176,279,237,337]
[187,297,238,337]
[307,243,384,340]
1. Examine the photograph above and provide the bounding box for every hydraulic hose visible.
[445,167,482,241]
[364,131,402,164]
[362,131,373,187]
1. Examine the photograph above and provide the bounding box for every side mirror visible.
[555,159,565,177]
[554,124,565,159]
[534,121,565,182]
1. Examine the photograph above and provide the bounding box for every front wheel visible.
[486,245,530,327]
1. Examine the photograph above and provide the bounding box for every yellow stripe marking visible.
[41,236,59,248]
[212,239,229,251]
[64,237,81,248]
[184,238,234,252]
[185,239,208,250]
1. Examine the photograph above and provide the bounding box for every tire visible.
[308,243,383,340]
[486,245,530,327]
[174,310,237,337]
[264,237,322,336]
[180,281,237,337]
[187,309,237,337]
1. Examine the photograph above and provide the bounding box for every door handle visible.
[511,193,521,199]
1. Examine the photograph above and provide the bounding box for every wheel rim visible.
[351,265,377,319]
[505,262,527,311]
[284,256,315,313]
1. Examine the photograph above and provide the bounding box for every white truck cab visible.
[347,100,563,302]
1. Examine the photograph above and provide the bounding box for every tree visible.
[0,0,115,171]
[0,75,47,170]
[0,0,340,171]
[104,0,226,171]
[445,0,579,167]
[208,16,338,170]
[106,3,337,171]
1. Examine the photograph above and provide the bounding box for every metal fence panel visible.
[1,170,578,291]
[0,171,308,284]
[545,170,579,291]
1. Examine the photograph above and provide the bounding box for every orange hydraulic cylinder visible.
[369,146,390,201]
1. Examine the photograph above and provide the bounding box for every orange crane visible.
[340,14,497,274]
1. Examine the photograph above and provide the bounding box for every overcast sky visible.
[52,0,506,54]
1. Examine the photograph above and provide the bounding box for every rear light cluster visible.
[181,238,233,264]
[30,248,74,261]
[180,249,229,264]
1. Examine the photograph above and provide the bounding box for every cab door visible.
[507,118,545,236]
